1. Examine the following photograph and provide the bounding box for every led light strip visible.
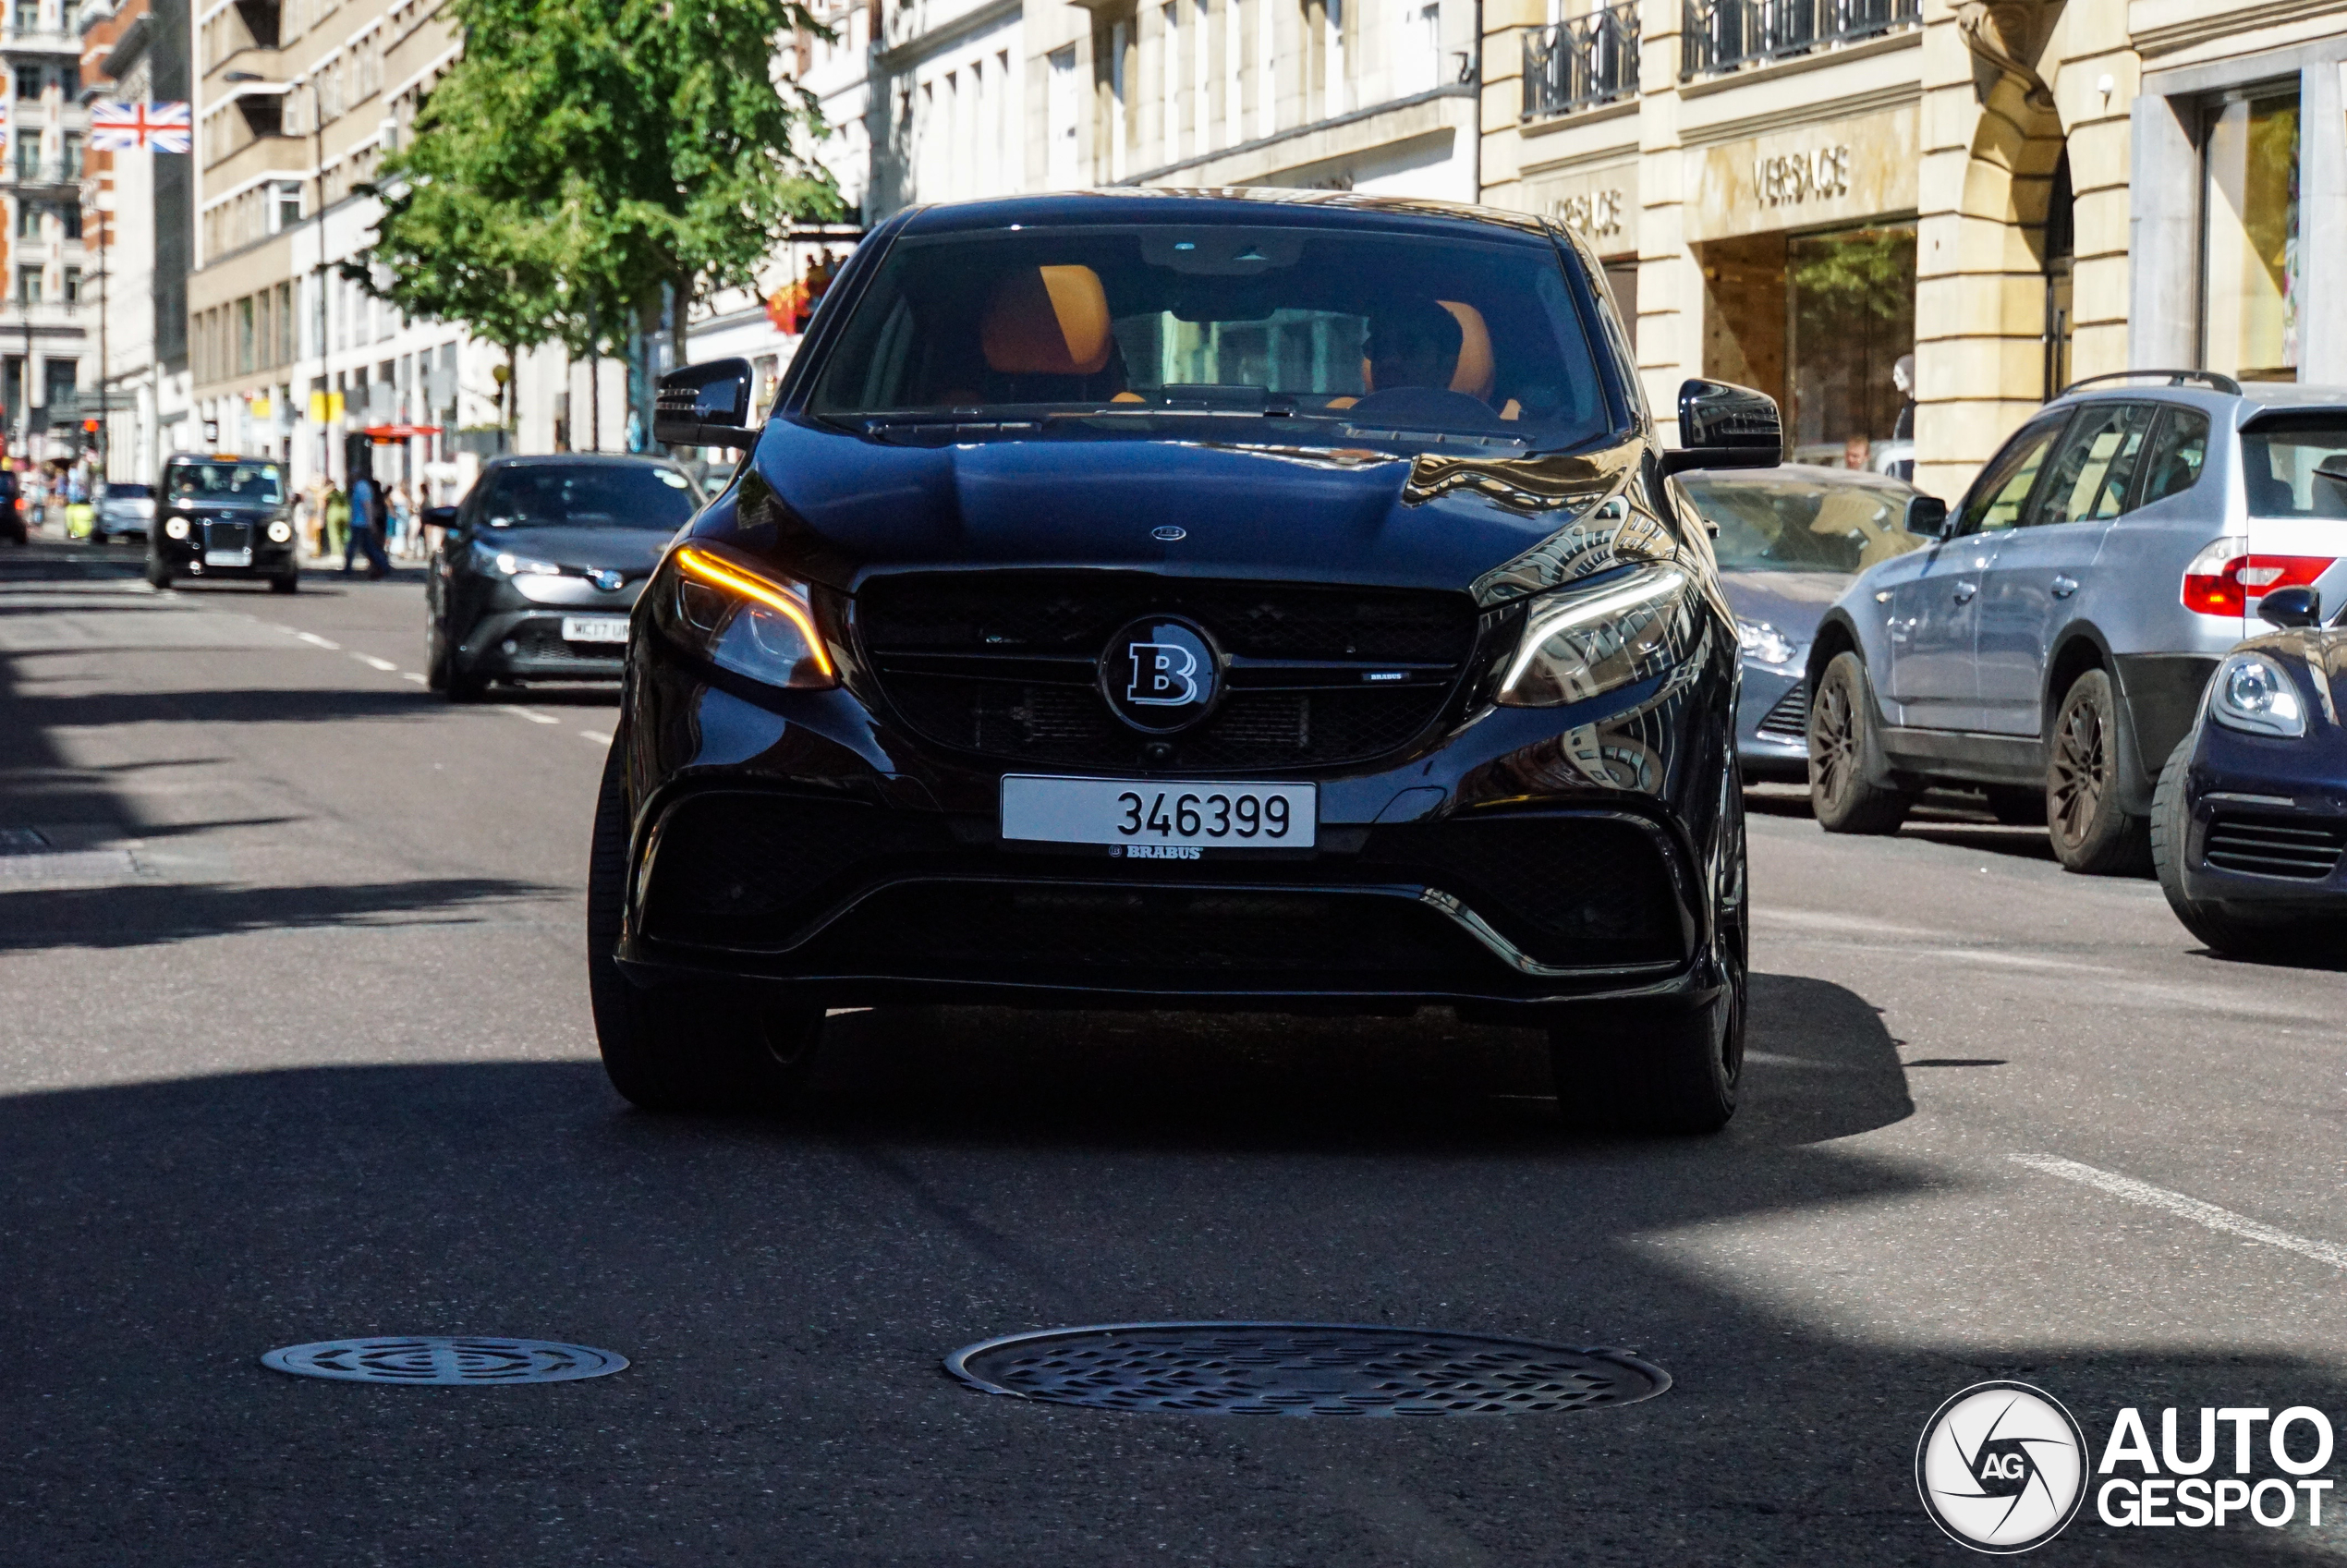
[673,545,834,679]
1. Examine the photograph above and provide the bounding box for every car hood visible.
[705,418,1662,600]
[1717,570,1850,643]
[473,525,675,574]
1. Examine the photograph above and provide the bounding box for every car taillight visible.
[2181,538,2336,616]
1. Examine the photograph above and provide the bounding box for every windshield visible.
[166,461,284,505]
[2241,419,2347,518]
[809,224,1614,450]
[470,464,701,530]
[1681,474,1925,574]
[101,483,152,499]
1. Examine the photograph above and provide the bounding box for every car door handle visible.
[2050,575,2079,599]
[1952,581,1977,604]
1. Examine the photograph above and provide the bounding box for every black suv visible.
[591,191,1782,1133]
[146,455,298,590]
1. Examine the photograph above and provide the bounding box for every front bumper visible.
[1734,661,1807,780]
[610,620,1742,1021]
[2172,730,2347,917]
[453,606,634,682]
[156,535,298,579]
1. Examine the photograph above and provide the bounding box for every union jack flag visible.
[91,101,191,154]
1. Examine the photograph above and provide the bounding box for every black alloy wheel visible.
[2047,669,2151,875]
[1807,651,1914,833]
[427,617,486,702]
[586,730,827,1112]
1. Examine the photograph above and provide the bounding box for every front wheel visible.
[143,554,171,589]
[586,732,825,1112]
[2048,669,2151,875]
[1807,651,1914,833]
[1552,911,1745,1136]
[269,573,299,595]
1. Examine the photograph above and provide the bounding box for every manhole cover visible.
[261,1336,627,1385]
[945,1322,1669,1415]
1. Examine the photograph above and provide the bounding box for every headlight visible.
[2209,650,2307,737]
[1497,564,1695,708]
[164,517,190,539]
[266,519,293,542]
[489,549,564,576]
[651,542,837,690]
[1736,618,1796,666]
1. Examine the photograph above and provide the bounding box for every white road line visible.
[295,631,340,650]
[353,653,398,672]
[501,705,561,725]
[578,730,612,745]
[2011,1152,2347,1272]
[400,672,429,685]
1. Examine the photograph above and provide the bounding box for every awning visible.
[362,424,442,440]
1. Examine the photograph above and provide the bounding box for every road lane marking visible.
[1752,906,1952,941]
[401,672,428,685]
[2011,1152,2347,1272]
[295,631,340,650]
[501,705,560,724]
[353,653,398,672]
[578,730,611,745]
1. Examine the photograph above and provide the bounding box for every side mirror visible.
[653,359,760,450]
[1904,494,1952,539]
[421,505,458,533]
[2257,585,2321,628]
[1660,379,1782,476]
[2315,458,2347,491]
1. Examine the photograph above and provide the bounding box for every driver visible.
[1364,300,1463,393]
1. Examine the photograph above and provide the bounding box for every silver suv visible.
[1803,371,2347,871]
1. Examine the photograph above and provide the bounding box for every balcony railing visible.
[5,159,85,187]
[1523,3,1640,120]
[1681,0,1918,79]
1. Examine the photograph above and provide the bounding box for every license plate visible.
[1002,775,1316,850]
[561,615,630,643]
[204,548,251,567]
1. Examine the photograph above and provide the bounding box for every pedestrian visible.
[343,471,390,578]
[322,481,349,563]
[389,482,414,557]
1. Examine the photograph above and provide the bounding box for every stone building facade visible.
[1479,0,2347,500]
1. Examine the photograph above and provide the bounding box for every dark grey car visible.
[424,455,702,701]
[1675,464,1929,779]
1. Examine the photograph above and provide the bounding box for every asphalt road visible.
[4,541,2346,1564]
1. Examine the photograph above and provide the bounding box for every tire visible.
[1984,785,2047,826]
[424,618,452,693]
[431,616,488,700]
[2147,735,2280,956]
[1807,651,1915,833]
[269,573,299,594]
[2047,669,2152,875]
[587,731,825,1112]
[1552,953,1745,1136]
[143,554,171,589]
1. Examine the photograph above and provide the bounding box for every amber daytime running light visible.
[673,545,836,683]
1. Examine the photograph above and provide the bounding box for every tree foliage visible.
[360,0,840,383]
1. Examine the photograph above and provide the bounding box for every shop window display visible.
[2201,91,2299,383]
[1786,223,1915,465]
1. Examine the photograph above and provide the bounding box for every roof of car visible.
[895,188,1556,242]
[481,453,686,468]
[2050,380,2347,422]
[1679,462,1915,492]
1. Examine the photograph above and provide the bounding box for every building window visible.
[237,296,256,375]
[2201,89,2299,383]
[12,1,35,34]
[61,201,79,239]
[17,266,38,304]
[12,65,35,99]
[61,131,78,176]
[43,358,73,413]
[62,265,78,303]
[14,201,34,238]
[274,181,302,231]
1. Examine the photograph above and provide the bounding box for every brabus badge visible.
[1151,526,1186,541]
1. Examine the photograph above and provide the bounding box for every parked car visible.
[1806,371,2347,872]
[145,455,299,591]
[424,454,702,701]
[91,481,155,545]
[2150,582,2347,955]
[590,189,1783,1133]
[1675,463,1932,780]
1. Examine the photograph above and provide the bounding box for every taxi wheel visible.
[269,574,299,594]
[587,732,825,1112]
[143,555,171,589]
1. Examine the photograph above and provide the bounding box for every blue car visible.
[1673,464,1931,781]
[2151,584,2347,955]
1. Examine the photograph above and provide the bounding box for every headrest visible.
[981,265,1113,376]
[1437,300,1495,402]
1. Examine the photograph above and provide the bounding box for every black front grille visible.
[642,791,1686,976]
[2204,812,2347,880]
[858,572,1479,771]
[203,519,252,551]
[1755,680,1808,741]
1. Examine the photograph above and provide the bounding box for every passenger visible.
[1363,300,1465,394]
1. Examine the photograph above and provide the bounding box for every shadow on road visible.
[0,875,561,950]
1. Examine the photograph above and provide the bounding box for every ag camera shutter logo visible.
[1916,1381,2088,1553]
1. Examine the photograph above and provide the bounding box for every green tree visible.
[359,0,839,430]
